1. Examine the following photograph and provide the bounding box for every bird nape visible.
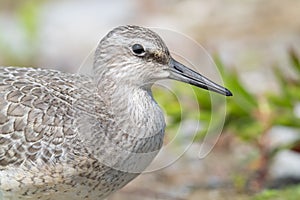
[0,25,232,200]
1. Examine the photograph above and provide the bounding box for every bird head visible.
[94,25,232,96]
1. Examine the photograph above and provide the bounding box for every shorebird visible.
[0,25,232,199]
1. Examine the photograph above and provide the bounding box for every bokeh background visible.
[1,0,300,199]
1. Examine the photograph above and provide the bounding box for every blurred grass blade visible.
[214,54,258,111]
[273,66,293,105]
[289,48,300,74]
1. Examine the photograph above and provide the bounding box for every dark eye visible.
[132,44,145,56]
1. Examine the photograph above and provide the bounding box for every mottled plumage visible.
[0,25,232,199]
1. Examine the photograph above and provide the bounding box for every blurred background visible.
[1,0,300,199]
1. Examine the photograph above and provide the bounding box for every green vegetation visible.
[253,185,300,200]
[154,49,300,195]
[216,49,300,192]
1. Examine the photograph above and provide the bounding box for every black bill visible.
[168,58,233,96]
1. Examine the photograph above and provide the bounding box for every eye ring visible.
[131,44,146,56]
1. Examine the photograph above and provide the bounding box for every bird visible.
[0,25,232,200]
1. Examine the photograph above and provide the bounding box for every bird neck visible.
[97,79,165,139]
[84,80,166,173]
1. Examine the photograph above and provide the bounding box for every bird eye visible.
[132,44,145,56]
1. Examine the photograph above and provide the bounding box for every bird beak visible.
[168,58,233,96]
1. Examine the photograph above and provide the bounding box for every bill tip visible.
[225,89,233,96]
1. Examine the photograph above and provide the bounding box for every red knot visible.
[0,25,232,199]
